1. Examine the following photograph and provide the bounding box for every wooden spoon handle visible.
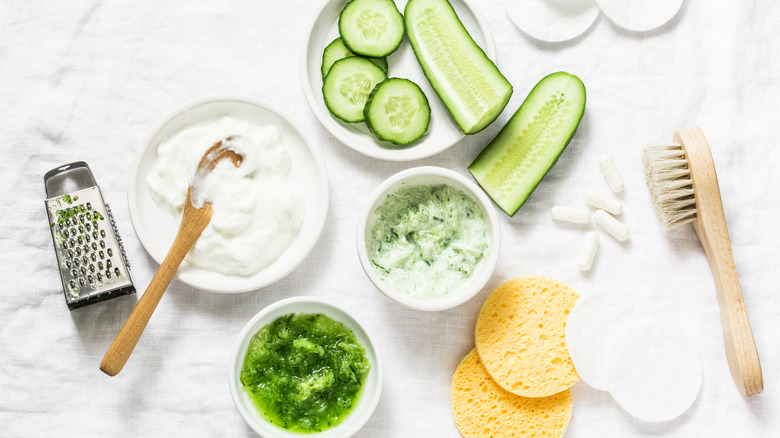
[100,204,211,376]
[677,128,763,396]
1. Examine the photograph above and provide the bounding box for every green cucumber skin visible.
[364,78,431,145]
[404,0,513,135]
[339,0,405,58]
[468,72,586,216]
[368,56,389,74]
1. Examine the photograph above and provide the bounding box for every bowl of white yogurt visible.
[356,166,501,311]
[129,95,328,293]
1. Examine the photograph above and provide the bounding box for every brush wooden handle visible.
[676,128,763,396]
[100,201,213,376]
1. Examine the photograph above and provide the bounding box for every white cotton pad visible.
[595,0,684,32]
[565,289,642,390]
[607,321,702,422]
[505,0,600,43]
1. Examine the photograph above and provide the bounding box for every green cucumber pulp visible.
[321,37,388,79]
[322,57,388,123]
[364,78,431,145]
[240,313,370,433]
[468,72,586,216]
[339,0,404,58]
[405,0,513,134]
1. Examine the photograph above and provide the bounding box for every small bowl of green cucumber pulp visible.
[301,0,507,161]
[229,296,383,437]
[357,166,501,311]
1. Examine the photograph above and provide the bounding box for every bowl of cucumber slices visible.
[301,0,504,161]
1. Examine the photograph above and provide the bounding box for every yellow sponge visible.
[451,349,572,438]
[475,276,579,397]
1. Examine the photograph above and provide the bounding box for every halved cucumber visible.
[339,0,404,58]
[321,37,389,78]
[468,72,587,216]
[364,78,431,145]
[405,0,513,134]
[322,56,388,123]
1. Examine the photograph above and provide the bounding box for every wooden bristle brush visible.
[642,127,763,397]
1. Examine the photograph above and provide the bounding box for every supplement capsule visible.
[593,209,629,241]
[551,205,591,224]
[585,189,622,215]
[577,231,599,271]
[599,154,624,193]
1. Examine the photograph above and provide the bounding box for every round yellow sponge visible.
[451,349,572,438]
[475,276,579,397]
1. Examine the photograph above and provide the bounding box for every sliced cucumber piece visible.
[321,37,388,79]
[468,72,586,216]
[339,0,404,58]
[364,78,431,145]
[322,57,388,123]
[405,0,513,134]
[368,56,389,74]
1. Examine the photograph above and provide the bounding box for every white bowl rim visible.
[228,296,384,437]
[356,166,501,311]
[127,94,329,293]
[299,0,497,162]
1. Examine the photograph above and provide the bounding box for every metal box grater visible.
[44,161,135,310]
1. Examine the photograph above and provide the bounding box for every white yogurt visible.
[146,116,304,276]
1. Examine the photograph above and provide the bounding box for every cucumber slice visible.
[321,37,388,79]
[468,72,586,216]
[339,0,404,58]
[364,78,431,145]
[322,57,388,123]
[405,0,513,134]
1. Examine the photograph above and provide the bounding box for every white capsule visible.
[551,205,591,224]
[585,189,623,215]
[593,209,630,241]
[599,154,624,193]
[577,231,599,271]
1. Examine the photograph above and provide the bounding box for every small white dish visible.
[300,0,497,161]
[128,95,328,293]
[229,296,383,437]
[356,166,501,311]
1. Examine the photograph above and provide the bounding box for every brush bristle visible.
[642,143,697,230]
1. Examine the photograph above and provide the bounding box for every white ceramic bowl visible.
[300,0,497,161]
[356,166,501,311]
[128,95,329,293]
[229,296,383,438]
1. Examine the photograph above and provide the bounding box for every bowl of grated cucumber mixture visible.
[357,166,501,311]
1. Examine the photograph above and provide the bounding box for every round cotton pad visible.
[504,0,600,43]
[607,321,702,422]
[475,276,579,397]
[451,349,573,438]
[595,0,684,32]
[565,289,642,390]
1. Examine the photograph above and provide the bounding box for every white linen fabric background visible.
[1,0,779,436]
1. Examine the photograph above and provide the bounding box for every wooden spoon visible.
[100,139,242,376]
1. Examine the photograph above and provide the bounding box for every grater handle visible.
[44,161,97,198]
[100,197,213,376]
